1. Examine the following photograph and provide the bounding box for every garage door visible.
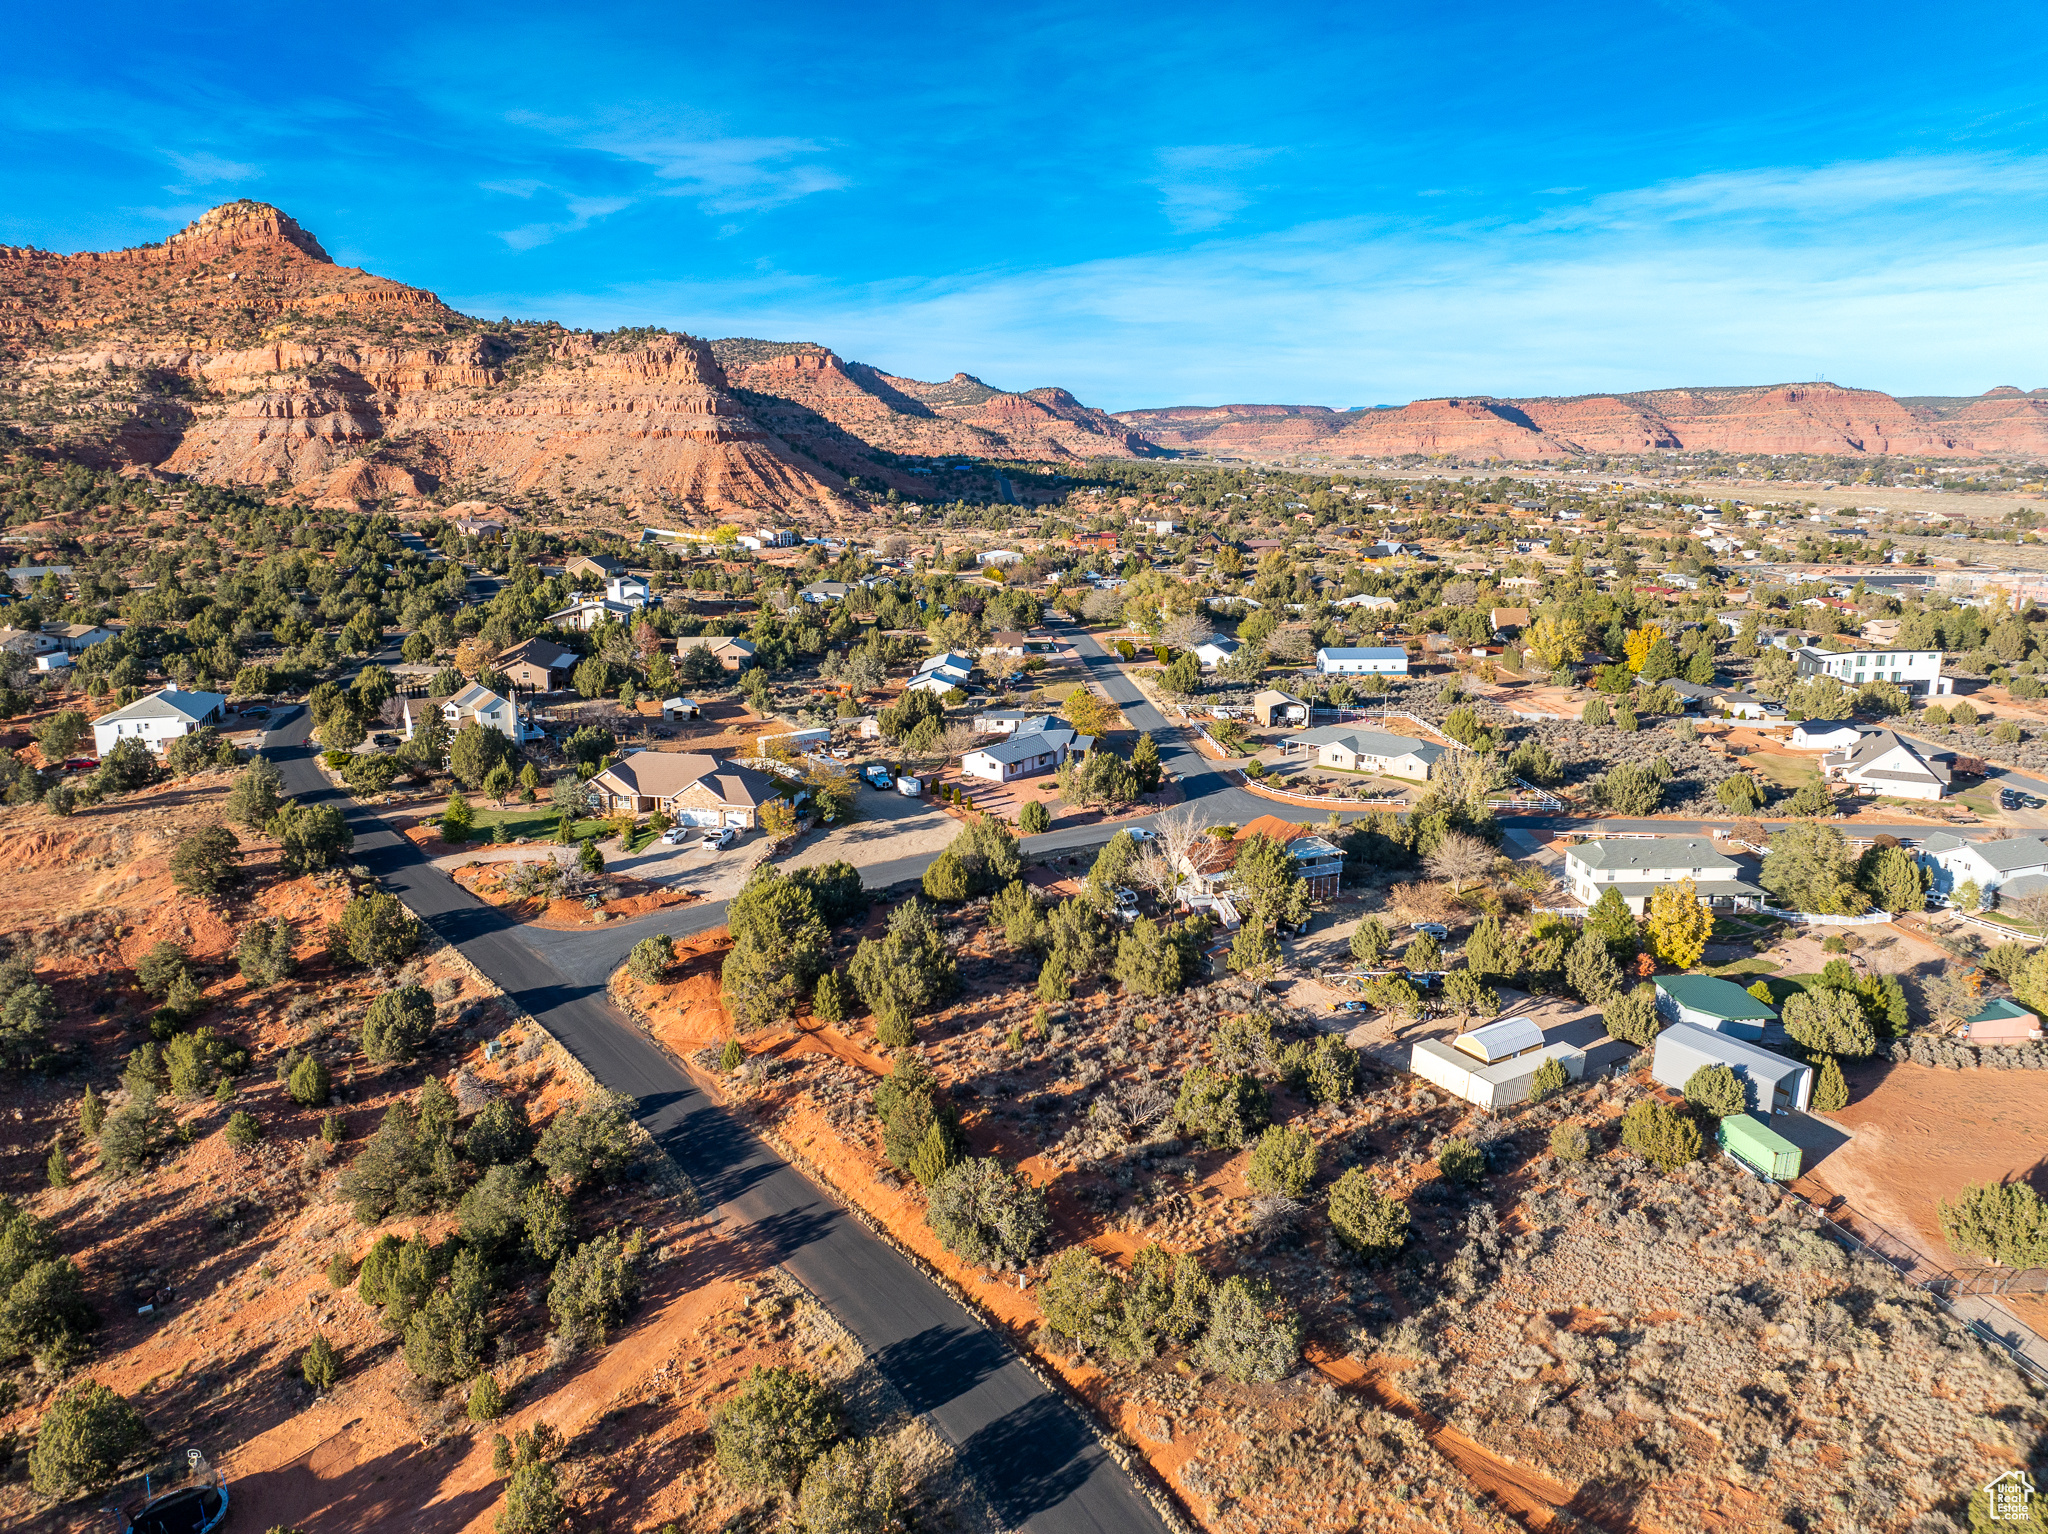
[723,811,749,827]
[675,808,721,827]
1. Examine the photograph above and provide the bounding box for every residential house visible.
[404,684,521,743]
[545,598,635,633]
[1563,837,1760,915]
[1791,720,1862,751]
[1177,815,1345,902]
[974,710,1036,734]
[565,554,628,582]
[660,698,702,720]
[975,550,1024,567]
[1793,644,1951,698]
[452,518,505,539]
[1653,974,1779,1042]
[586,751,778,827]
[1489,608,1530,634]
[90,688,227,757]
[606,574,651,610]
[7,565,72,592]
[0,626,59,660]
[1665,679,1784,720]
[981,631,1031,656]
[42,623,115,655]
[799,581,851,604]
[1251,690,1308,728]
[1821,729,1950,800]
[1963,998,2043,1042]
[1279,725,1444,779]
[1332,592,1396,611]
[1142,520,1178,536]
[1314,646,1408,676]
[495,637,579,693]
[746,527,797,549]
[1363,541,1418,559]
[960,717,1090,782]
[675,635,756,672]
[1915,831,2048,903]
[1193,638,1239,671]
[1860,618,1904,645]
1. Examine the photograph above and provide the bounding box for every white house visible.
[605,574,651,609]
[546,598,635,633]
[799,581,851,604]
[1791,720,1862,751]
[1193,638,1239,671]
[1333,592,1396,611]
[1141,520,1178,536]
[404,684,521,743]
[961,718,1090,782]
[1821,729,1949,801]
[41,623,115,655]
[1279,726,1444,779]
[0,627,58,660]
[975,550,1024,567]
[974,710,1037,734]
[1917,832,2048,904]
[1793,645,1951,698]
[1315,646,1409,676]
[91,688,227,757]
[1563,837,1761,915]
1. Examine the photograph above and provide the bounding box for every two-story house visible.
[1916,831,2048,904]
[403,684,522,743]
[495,637,579,693]
[1176,815,1345,903]
[1563,837,1761,915]
[1793,645,1952,698]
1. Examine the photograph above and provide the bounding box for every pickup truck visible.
[864,764,894,789]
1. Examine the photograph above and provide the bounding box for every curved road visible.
[261,709,1169,1534]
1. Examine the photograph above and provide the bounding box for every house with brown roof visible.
[495,637,579,692]
[567,554,629,581]
[675,634,756,672]
[1176,814,1345,902]
[585,751,779,828]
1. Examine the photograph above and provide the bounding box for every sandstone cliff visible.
[712,341,1157,470]
[0,202,854,517]
[1119,383,2048,460]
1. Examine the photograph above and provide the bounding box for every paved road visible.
[259,709,1168,1534]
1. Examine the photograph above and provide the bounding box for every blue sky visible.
[5,1,2046,410]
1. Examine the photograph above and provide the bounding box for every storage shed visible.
[1963,997,2043,1042]
[1651,1022,1812,1113]
[1718,1114,1802,1180]
[1453,1018,1545,1064]
[1411,1038,1586,1110]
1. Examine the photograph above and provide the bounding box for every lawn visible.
[1706,955,1782,978]
[444,801,656,849]
[1747,752,1820,789]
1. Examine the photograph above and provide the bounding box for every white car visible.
[660,827,690,845]
[701,827,738,850]
[1125,826,1157,842]
[1408,922,1450,939]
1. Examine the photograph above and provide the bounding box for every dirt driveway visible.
[779,781,959,875]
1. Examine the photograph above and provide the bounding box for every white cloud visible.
[163,150,261,188]
[505,110,848,215]
[494,191,634,252]
[452,151,2048,407]
[1149,144,1280,232]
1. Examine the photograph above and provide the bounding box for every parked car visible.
[240,706,271,718]
[864,763,894,789]
[1408,922,1450,939]
[2000,788,2020,809]
[660,827,691,845]
[1112,887,1140,920]
[1330,999,1367,1014]
[1125,826,1157,842]
[371,733,397,748]
[702,827,738,850]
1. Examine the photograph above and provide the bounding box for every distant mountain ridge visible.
[1116,382,2048,460]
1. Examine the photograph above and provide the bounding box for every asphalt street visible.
[260,708,1169,1534]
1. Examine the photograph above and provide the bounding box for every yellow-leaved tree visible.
[1624,623,1667,674]
[1646,878,1712,971]
[1524,615,1588,671]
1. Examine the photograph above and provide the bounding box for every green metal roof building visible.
[1654,974,1779,1042]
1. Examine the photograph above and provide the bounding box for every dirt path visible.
[1307,1346,1665,1534]
[774,1021,894,1077]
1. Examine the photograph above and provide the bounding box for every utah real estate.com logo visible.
[1984,1470,2038,1522]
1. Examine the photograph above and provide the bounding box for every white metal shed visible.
[1454,1018,1546,1064]
[1410,1040,1477,1099]
[1468,1043,1586,1110]
[1651,1022,1812,1114]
